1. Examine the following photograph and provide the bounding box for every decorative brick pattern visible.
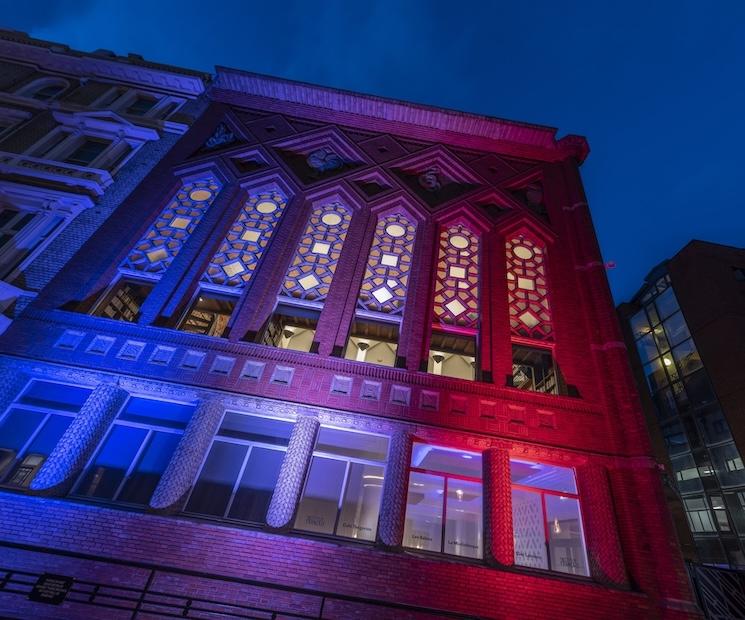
[377,430,412,548]
[149,397,225,513]
[483,447,513,566]
[0,365,29,416]
[30,383,128,495]
[576,463,628,585]
[266,415,319,530]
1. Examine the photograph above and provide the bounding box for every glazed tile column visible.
[0,365,28,415]
[575,462,628,585]
[483,446,514,566]
[149,396,225,513]
[377,429,412,548]
[30,382,128,495]
[266,415,320,530]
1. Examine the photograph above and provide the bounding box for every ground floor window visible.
[0,380,91,487]
[404,443,483,558]
[511,459,588,576]
[184,413,292,523]
[73,396,194,505]
[294,427,389,541]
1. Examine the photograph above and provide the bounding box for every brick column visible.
[575,463,628,586]
[377,430,412,548]
[0,365,28,414]
[266,415,319,530]
[483,447,514,566]
[30,383,128,495]
[149,396,225,514]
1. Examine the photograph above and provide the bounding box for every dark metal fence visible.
[687,562,745,620]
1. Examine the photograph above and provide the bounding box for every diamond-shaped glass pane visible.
[372,287,393,303]
[299,274,320,290]
[381,253,398,267]
[241,229,261,242]
[445,299,467,316]
[171,217,192,229]
[312,242,331,255]
[223,260,245,277]
[519,310,540,328]
[517,277,535,290]
[147,248,168,263]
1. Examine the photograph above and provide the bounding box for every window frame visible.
[0,379,92,488]
[294,425,390,542]
[510,461,589,576]
[183,410,292,524]
[71,394,192,506]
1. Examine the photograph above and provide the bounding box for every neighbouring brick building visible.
[0,29,209,332]
[619,240,745,570]
[0,63,701,618]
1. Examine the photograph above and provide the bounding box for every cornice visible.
[213,68,590,163]
[0,36,206,97]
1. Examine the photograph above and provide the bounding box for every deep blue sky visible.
[3,1,744,302]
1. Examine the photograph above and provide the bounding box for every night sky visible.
[3,0,744,302]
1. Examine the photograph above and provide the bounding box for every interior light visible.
[363,474,384,480]
[553,517,561,534]
[663,357,672,367]
[455,489,464,500]
[461,454,473,459]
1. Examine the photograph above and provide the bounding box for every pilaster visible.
[483,447,514,566]
[265,415,319,530]
[575,463,628,586]
[29,382,128,495]
[377,429,412,548]
[149,396,225,513]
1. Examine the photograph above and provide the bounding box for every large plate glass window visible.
[184,413,293,523]
[403,443,483,559]
[0,380,92,487]
[74,397,195,505]
[294,428,389,542]
[510,459,588,576]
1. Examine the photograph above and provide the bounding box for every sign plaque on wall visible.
[28,573,74,605]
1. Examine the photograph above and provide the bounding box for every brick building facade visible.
[0,64,700,618]
[0,29,209,332]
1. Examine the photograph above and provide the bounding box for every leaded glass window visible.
[357,213,416,316]
[120,177,222,275]
[506,234,552,339]
[432,224,479,328]
[202,189,287,288]
[280,202,351,303]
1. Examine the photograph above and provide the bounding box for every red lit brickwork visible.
[0,65,701,619]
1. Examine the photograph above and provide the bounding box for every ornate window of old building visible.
[184,188,289,338]
[263,201,352,351]
[0,205,65,281]
[73,396,195,506]
[18,77,69,102]
[345,212,416,367]
[185,412,293,524]
[403,443,483,558]
[119,176,222,277]
[506,232,564,394]
[294,427,389,542]
[0,380,92,488]
[510,459,589,576]
[428,223,480,380]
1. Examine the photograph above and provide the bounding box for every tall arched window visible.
[262,201,352,352]
[506,233,562,394]
[345,212,416,367]
[506,235,552,340]
[175,188,289,339]
[95,177,222,323]
[428,223,480,380]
